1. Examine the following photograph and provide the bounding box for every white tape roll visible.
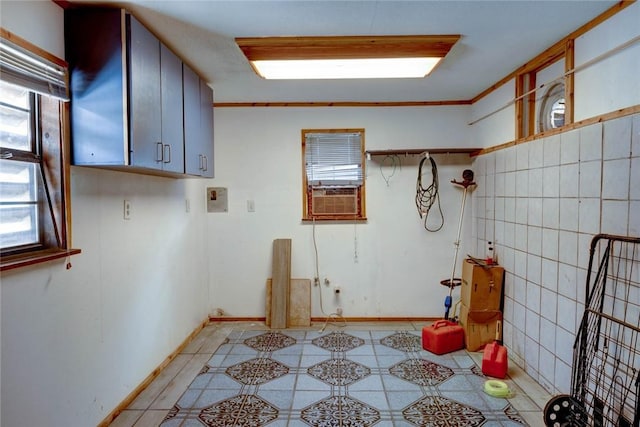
[484,379,510,398]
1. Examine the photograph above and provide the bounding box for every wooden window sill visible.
[302,218,368,223]
[1,248,81,272]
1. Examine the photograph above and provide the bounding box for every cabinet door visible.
[199,80,214,178]
[128,15,162,170]
[183,64,214,177]
[160,44,184,173]
[183,64,202,176]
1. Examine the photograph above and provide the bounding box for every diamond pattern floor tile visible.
[158,327,535,426]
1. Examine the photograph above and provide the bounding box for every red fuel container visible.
[481,341,508,378]
[422,320,465,355]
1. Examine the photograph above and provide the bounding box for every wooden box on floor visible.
[266,279,311,327]
[461,259,504,311]
[458,303,501,351]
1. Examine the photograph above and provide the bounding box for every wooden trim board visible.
[270,239,292,328]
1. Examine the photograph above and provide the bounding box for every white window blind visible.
[305,132,363,186]
[0,35,69,100]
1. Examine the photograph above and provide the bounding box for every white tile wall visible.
[601,200,629,235]
[542,198,560,229]
[541,259,559,291]
[602,158,631,200]
[559,163,579,197]
[526,280,541,313]
[630,158,640,200]
[630,201,640,236]
[560,130,580,164]
[542,229,559,260]
[544,135,561,166]
[578,198,601,235]
[543,166,560,197]
[471,113,638,395]
[558,231,578,266]
[632,115,640,157]
[580,123,602,161]
[540,288,558,322]
[559,199,579,231]
[579,160,601,198]
[528,225,542,255]
[603,116,632,160]
[528,199,543,228]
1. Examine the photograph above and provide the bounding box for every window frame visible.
[301,128,367,222]
[1,88,43,253]
[515,39,574,139]
[0,29,79,271]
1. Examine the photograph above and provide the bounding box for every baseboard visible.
[209,316,441,323]
[97,317,209,427]
[209,316,265,322]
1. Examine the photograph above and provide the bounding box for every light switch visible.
[247,200,255,212]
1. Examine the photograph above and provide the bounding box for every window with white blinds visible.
[304,131,363,186]
[0,30,73,267]
[302,129,366,220]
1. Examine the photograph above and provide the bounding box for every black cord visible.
[415,156,444,232]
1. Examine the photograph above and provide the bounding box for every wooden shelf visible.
[366,148,481,156]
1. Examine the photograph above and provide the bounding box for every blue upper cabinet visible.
[65,7,213,178]
[184,63,214,178]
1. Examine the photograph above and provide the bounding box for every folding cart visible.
[544,234,640,427]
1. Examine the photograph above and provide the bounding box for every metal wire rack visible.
[544,234,640,427]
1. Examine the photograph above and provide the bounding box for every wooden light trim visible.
[236,35,460,61]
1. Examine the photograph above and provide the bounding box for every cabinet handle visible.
[163,144,171,163]
[156,142,163,162]
[198,154,204,170]
[203,155,208,172]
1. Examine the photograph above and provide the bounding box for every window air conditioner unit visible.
[311,187,358,216]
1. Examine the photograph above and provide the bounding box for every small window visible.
[539,82,566,132]
[1,30,76,270]
[302,129,366,221]
[0,81,40,249]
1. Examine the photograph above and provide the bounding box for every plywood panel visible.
[266,279,311,327]
[270,239,291,328]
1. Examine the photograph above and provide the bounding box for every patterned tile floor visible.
[111,322,549,427]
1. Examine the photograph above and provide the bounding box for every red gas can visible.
[422,320,465,355]
[481,320,508,378]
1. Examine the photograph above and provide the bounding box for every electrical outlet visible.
[123,200,131,220]
[314,277,320,287]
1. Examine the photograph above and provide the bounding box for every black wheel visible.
[543,395,586,427]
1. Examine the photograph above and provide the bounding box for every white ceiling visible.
[69,0,618,103]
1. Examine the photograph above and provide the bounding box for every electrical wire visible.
[312,218,347,332]
[415,155,444,232]
[380,154,400,186]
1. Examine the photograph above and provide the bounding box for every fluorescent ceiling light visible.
[252,57,442,79]
[236,35,459,80]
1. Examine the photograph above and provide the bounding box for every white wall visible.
[469,2,640,395]
[208,106,475,318]
[469,81,516,148]
[574,1,640,121]
[0,3,211,426]
[2,0,637,424]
